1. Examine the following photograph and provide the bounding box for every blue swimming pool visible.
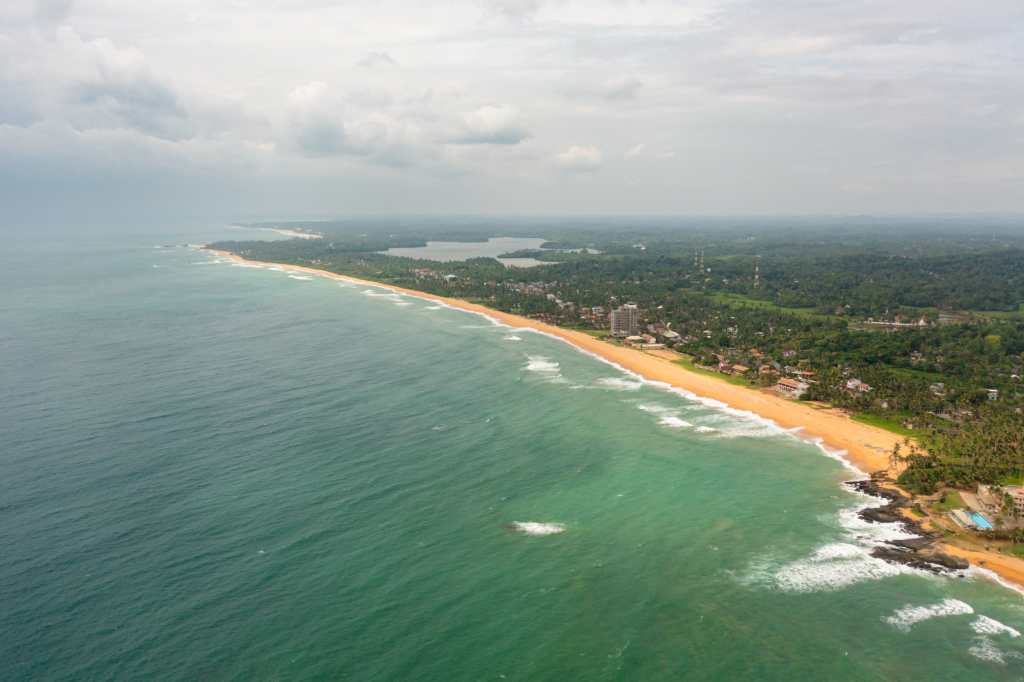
[968,512,994,529]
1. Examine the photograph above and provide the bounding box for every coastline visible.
[231,226,322,239]
[203,248,1024,592]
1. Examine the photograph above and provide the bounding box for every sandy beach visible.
[204,249,1024,591]
[232,226,322,239]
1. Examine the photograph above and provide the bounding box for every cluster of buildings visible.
[504,280,558,296]
[863,315,932,327]
[845,378,873,393]
[622,334,666,350]
[945,485,1024,530]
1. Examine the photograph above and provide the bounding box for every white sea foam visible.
[694,426,716,433]
[747,482,941,595]
[659,417,692,428]
[767,543,916,593]
[969,636,1022,664]
[637,405,692,428]
[966,564,1024,598]
[833,504,919,544]
[513,522,566,536]
[971,616,1021,637]
[289,275,312,280]
[595,377,643,391]
[882,599,974,632]
[425,305,442,310]
[503,335,522,341]
[524,356,560,373]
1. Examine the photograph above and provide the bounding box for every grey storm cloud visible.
[0,0,1022,214]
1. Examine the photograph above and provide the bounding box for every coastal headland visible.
[203,248,1024,593]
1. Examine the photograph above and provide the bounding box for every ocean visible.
[3,226,1024,681]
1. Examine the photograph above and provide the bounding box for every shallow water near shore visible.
[4,229,1024,681]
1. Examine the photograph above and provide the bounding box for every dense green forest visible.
[210,216,1024,485]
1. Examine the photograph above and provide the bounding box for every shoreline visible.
[230,225,322,239]
[202,248,1024,593]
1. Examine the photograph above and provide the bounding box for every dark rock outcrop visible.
[846,479,967,574]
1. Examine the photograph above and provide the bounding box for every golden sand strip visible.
[204,249,1024,591]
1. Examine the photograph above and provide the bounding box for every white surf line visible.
[209,250,1024,598]
[201,250,886,477]
[228,225,322,239]
[967,564,1024,599]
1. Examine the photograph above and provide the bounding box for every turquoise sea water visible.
[4,228,1024,681]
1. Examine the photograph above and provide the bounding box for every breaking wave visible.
[596,377,643,391]
[637,404,692,428]
[971,616,1021,638]
[659,417,692,428]
[524,356,560,373]
[969,636,1022,664]
[758,543,915,594]
[513,522,566,536]
[882,599,974,632]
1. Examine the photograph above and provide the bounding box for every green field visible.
[562,327,605,337]
[670,359,754,387]
[707,292,839,321]
[891,367,947,381]
[973,309,1024,321]
[849,412,921,438]
[932,490,965,513]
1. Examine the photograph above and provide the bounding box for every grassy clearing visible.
[849,413,920,438]
[932,490,964,512]
[1005,544,1024,559]
[974,310,1024,321]
[670,359,754,387]
[891,367,947,381]
[563,328,605,337]
[909,507,927,517]
[707,293,838,321]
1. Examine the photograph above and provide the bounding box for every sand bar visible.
[204,249,1024,591]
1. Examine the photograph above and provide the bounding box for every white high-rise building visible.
[610,303,639,337]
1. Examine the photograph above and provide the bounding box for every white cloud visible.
[557,145,602,171]
[357,52,398,68]
[453,104,530,144]
[34,0,74,23]
[624,143,646,158]
[285,81,421,165]
[1,0,1023,213]
[285,81,348,155]
[594,74,642,100]
[484,0,543,24]
[564,73,643,100]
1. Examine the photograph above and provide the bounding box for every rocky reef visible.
[848,479,969,573]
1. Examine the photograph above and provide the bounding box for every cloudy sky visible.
[1,0,1022,216]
